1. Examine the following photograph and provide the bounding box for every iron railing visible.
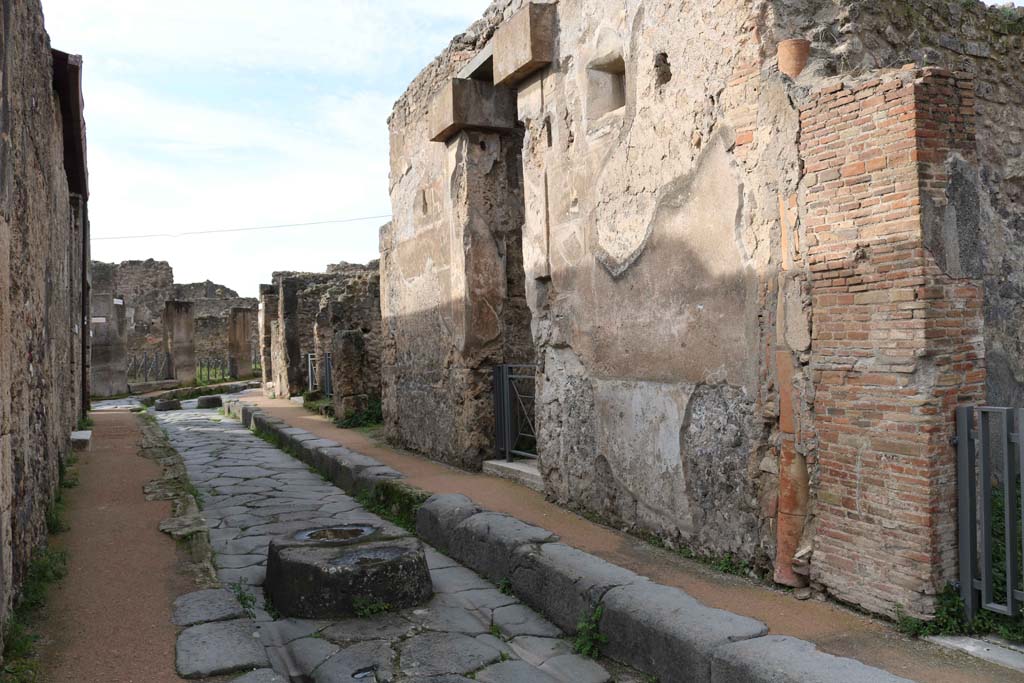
[957,406,1024,620]
[127,351,171,382]
[197,357,231,385]
[493,364,537,461]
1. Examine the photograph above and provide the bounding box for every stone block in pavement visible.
[197,395,223,409]
[510,542,644,634]
[172,588,247,626]
[240,405,258,428]
[448,512,556,583]
[710,635,915,683]
[352,465,403,496]
[155,399,182,412]
[416,494,481,556]
[475,659,559,683]
[540,653,611,683]
[398,632,502,678]
[231,670,286,683]
[599,582,768,683]
[176,619,269,678]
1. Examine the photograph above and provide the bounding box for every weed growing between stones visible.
[183,482,204,511]
[75,416,94,431]
[334,399,383,430]
[489,622,502,639]
[497,578,513,596]
[354,482,429,533]
[573,605,607,659]
[896,488,1024,643]
[45,495,68,535]
[353,597,391,618]
[1,547,69,681]
[229,580,257,619]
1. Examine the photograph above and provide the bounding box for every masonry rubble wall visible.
[0,0,90,655]
[383,6,535,470]
[265,266,383,402]
[390,0,1024,618]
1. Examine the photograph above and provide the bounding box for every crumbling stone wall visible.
[0,0,89,653]
[317,262,382,418]
[383,5,534,470]
[265,266,382,402]
[259,284,278,388]
[395,0,1024,619]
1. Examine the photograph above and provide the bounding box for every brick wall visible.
[800,67,985,616]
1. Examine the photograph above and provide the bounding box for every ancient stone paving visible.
[157,405,621,682]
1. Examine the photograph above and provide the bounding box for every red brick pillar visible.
[800,67,984,617]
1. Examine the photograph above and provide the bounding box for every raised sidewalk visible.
[230,392,1020,683]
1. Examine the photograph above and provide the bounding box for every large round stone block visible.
[265,525,432,619]
[155,399,182,412]
[197,395,223,409]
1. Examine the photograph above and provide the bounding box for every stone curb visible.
[220,400,916,683]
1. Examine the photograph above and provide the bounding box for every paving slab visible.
[175,619,269,678]
[172,589,247,627]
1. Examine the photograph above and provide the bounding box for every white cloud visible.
[40,0,491,296]
[43,0,489,76]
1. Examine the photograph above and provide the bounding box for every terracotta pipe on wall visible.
[774,350,809,588]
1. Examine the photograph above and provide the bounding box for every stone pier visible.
[227,307,254,379]
[89,294,129,398]
[163,301,196,383]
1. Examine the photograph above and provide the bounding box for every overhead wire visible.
[91,214,393,241]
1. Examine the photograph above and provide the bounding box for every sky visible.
[42,0,490,298]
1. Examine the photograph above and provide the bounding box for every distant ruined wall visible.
[259,284,278,389]
[0,0,89,655]
[392,0,1024,619]
[90,259,257,372]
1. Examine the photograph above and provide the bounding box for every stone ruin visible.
[382,0,1024,619]
[259,262,382,420]
[0,1,90,654]
[89,259,259,393]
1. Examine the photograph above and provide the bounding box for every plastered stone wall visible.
[259,284,278,389]
[0,0,89,652]
[513,0,793,565]
[268,272,341,398]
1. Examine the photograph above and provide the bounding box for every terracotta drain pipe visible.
[774,350,809,588]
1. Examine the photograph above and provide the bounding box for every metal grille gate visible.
[307,353,333,397]
[957,406,1024,620]
[493,364,537,461]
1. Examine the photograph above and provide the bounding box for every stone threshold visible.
[222,398,914,683]
[482,458,543,492]
[926,635,1024,675]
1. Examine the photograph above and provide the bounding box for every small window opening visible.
[544,117,553,147]
[654,52,672,87]
[587,55,626,120]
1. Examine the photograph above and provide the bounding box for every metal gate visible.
[493,364,537,461]
[307,353,333,397]
[957,406,1024,620]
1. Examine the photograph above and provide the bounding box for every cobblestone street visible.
[160,404,627,682]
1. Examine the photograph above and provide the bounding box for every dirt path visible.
[246,393,1023,683]
[35,411,188,683]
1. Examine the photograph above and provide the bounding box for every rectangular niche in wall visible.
[587,55,626,121]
